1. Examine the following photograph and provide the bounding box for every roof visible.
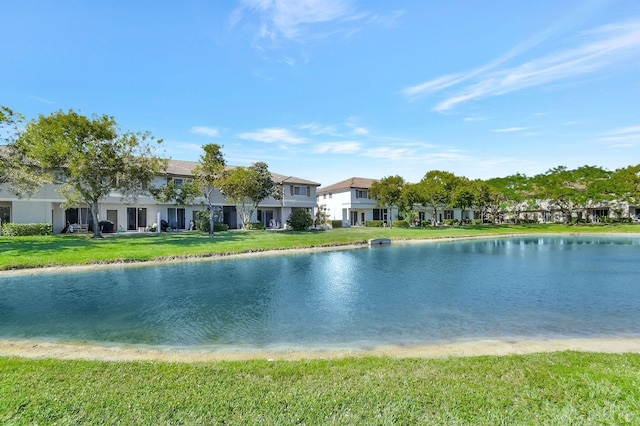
[165,158,320,186]
[317,177,378,194]
[0,146,320,186]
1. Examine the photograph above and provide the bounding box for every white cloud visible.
[299,122,339,135]
[314,141,361,154]
[464,116,490,122]
[606,125,640,135]
[234,0,364,42]
[363,146,414,160]
[600,134,640,142]
[600,125,640,145]
[402,18,640,111]
[493,127,529,133]
[238,127,306,144]
[191,126,220,137]
[352,126,369,135]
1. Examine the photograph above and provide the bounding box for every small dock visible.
[369,238,392,246]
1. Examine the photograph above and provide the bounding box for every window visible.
[168,208,185,229]
[355,190,368,199]
[169,178,192,187]
[127,207,147,230]
[373,209,388,221]
[0,205,10,225]
[444,210,454,219]
[291,185,310,196]
[592,209,608,221]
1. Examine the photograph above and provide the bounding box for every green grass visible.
[1,223,639,270]
[2,352,639,424]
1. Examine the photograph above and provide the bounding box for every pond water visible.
[1,236,639,350]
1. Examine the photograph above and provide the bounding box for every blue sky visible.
[2,0,640,186]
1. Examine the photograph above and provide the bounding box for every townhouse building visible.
[0,157,320,233]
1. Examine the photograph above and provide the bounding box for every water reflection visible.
[0,235,639,349]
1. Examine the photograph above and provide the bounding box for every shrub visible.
[331,220,342,228]
[471,219,483,225]
[1,223,53,236]
[286,210,313,231]
[195,211,228,233]
[392,220,409,228]
[443,219,456,226]
[246,221,265,230]
[366,220,384,227]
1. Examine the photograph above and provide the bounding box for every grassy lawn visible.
[2,352,639,424]
[1,223,639,270]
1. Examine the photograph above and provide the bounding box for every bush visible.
[443,219,456,226]
[471,219,483,225]
[366,220,384,227]
[195,211,228,233]
[286,210,313,231]
[392,220,409,228]
[246,222,265,230]
[331,220,342,228]
[214,223,229,232]
[1,223,53,236]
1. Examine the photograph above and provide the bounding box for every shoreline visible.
[1,337,640,362]
[3,231,639,276]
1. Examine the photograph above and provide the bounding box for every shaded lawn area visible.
[2,352,639,424]
[1,223,639,270]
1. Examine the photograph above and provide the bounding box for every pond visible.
[1,235,639,351]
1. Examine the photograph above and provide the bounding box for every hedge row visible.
[1,223,53,236]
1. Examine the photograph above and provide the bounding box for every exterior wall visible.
[318,189,392,227]
[0,177,319,232]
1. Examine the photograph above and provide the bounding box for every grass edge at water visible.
[2,223,639,270]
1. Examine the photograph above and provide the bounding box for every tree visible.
[607,164,640,206]
[486,173,532,223]
[286,209,313,231]
[532,165,610,223]
[1,107,48,196]
[218,162,281,229]
[369,175,405,228]
[475,180,506,223]
[415,170,458,226]
[15,110,164,238]
[398,183,422,223]
[449,176,475,223]
[150,178,200,209]
[192,144,226,235]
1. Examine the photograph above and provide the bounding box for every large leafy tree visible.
[398,183,422,223]
[369,175,405,227]
[218,162,281,229]
[15,110,164,238]
[472,180,504,223]
[486,173,532,223]
[607,164,640,206]
[449,176,476,222]
[532,165,611,223]
[415,170,458,226]
[1,106,49,196]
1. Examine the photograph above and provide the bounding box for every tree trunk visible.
[208,206,215,236]
[90,200,103,238]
